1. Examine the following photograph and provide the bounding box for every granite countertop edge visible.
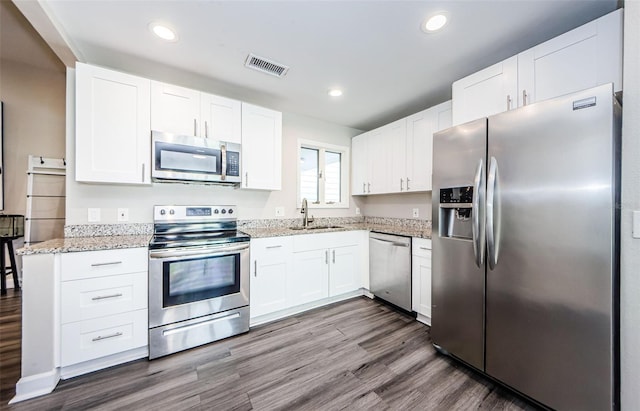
[18,223,431,255]
[17,235,152,256]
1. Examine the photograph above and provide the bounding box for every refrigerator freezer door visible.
[485,84,618,411]
[432,118,487,371]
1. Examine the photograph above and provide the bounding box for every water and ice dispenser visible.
[439,186,474,240]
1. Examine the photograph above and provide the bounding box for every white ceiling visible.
[25,0,619,131]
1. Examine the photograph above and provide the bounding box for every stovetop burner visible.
[149,205,250,250]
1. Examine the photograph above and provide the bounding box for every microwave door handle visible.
[221,144,227,181]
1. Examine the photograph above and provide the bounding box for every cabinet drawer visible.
[61,248,148,281]
[412,238,432,258]
[251,237,292,264]
[292,230,362,252]
[60,309,148,367]
[61,272,148,324]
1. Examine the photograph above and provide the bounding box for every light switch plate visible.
[412,208,419,218]
[633,211,640,239]
[88,208,101,223]
[355,207,361,215]
[117,208,129,222]
[275,207,285,217]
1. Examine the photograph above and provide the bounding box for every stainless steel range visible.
[148,205,250,359]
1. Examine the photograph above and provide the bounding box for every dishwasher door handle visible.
[370,237,410,247]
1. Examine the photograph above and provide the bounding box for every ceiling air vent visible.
[245,53,289,78]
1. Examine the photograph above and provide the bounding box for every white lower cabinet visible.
[329,245,360,297]
[60,310,147,367]
[412,238,432,325]
[250,237,292,318]
[290,249,330,306]
[250,231,365,321]
[59,248,148,369]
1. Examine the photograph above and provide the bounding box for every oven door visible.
[148,242,249,328]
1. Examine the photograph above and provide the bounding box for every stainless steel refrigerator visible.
[432,83,620,411]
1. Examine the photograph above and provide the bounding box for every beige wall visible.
[0,1,65,216]
[620,1,640,409]
[359,192,432,220]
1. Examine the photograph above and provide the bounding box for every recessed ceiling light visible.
[150,23,177,41]
[328,89,343,97]
[422,13,448,33]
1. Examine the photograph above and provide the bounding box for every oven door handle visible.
[149,243,249,259]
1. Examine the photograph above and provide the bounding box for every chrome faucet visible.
[301,198,314,227]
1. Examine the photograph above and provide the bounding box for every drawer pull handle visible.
[92,331,123,342]
[419,247,430,250]
[91,293,123,301]
[266,245,282,249]
[91,261,123,267]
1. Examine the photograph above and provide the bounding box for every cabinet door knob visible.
[332,249,335,264]
[194,119,197,136]
[205,121,209,138]
[254,260,257,277]
[506,94,512,110]
[407,177,411,191]
[522,90,528,106]
[400,178,404,191]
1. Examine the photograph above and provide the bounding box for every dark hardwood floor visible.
[0,292,539,410]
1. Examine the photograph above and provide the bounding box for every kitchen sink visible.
[289,225,343,231]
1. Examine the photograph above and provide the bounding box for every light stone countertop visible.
[18,218,431,255]
[17,235,152,255]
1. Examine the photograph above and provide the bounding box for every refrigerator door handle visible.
[472,159,486,268]
[486,156,500,269]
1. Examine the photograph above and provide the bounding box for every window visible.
[297,140,350,208]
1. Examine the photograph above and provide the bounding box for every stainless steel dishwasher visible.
[369,232,412,312]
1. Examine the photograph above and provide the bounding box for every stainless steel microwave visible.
[151,131,241,184]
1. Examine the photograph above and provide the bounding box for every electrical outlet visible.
[633,210,640,239]
[117,208,129,222]
[88,208,101,223]
[275,207,285,217]
[412,208,419,218]
[355,207,361,215]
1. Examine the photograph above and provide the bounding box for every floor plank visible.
[0,293,541,410]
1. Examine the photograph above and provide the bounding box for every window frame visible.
[296,139,350,209]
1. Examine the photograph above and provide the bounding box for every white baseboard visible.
[10,369,60,404]
[416,313,431,326]
[60,346,149,379]
[250,289,366,327]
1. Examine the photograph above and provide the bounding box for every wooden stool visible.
[0,237,20,295]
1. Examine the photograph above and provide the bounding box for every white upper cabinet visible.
[150,82,200,137]
[241,103,282,190]
[151,81,241,143]
[452,56,518,126]
[351,133,369,195]
[351,100,451,195]
[200,94,242,143]
[75,63,151,184]
[387,119,408,193]
[366,127,387,195]
[452,9,623,126]
[517,8,623,107]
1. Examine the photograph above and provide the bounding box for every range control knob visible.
[160,209,166,215]
[228,209,234,214]
[221,209,227,214]
[169,209,175,215]
[214,209,220,214]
